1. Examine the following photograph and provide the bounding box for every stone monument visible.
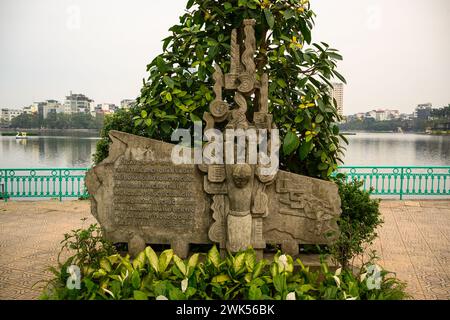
[86,20,341,258]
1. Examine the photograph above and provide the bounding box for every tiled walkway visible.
[0,200,449,300]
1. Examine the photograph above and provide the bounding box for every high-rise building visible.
[331,83,344,117]
[64,91,93,114]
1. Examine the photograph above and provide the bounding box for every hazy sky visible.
[1,0,449,115]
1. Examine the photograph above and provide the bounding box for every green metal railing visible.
[1,166,449,201]
[0,168,89,201]
[336,166,450,199]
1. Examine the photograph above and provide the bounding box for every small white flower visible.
[335,268,342,276]
[181,278,188,293]
[156,295,168,300]
[333,275,341,288]
[278,254,288,270]
[286,292,296,300]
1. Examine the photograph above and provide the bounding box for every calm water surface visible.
[342,132,450,166]
[0,130,99,168]
[0,131,449,168]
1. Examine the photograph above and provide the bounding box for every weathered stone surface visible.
[86,130,211,258]
[86,20,342,258]
[86,130,341,257]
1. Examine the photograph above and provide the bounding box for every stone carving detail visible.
[201,19,277,253]
[86,20,342,259]
[86,131,210,258]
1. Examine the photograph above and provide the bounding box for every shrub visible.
[39,222,116,299]
[331,175,383,270]
[41,225,407,300]
[93,0,348,179]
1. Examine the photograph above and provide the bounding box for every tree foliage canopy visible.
[95,0,347,179]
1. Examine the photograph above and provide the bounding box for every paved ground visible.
[0,200,449,300]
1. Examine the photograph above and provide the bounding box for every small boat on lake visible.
[15,132,28,139]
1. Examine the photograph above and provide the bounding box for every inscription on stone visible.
[113,160,196,228]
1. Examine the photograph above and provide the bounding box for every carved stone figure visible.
[86,20,342,259]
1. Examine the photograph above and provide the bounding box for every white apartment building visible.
[64,92,94,114]
[331,83,344,117]
[40,100,64,119]
[0,108,23,122]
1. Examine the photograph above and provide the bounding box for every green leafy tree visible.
[10,113,40,129]
[94,0,347,178]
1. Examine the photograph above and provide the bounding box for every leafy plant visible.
[93,0,347,179]
[42,239,408,300]
[39,221,116,299]
[331,175,383,270]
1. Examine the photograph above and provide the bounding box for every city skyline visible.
[1,0,449,114]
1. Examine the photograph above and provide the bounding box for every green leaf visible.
[283,131,300,155]
[299,140,312,160]
[248,285,262,300]
[299,19,312,44]
[333,125,340,135]
[165,92,173,102]
[273,274,286,293]
[186,0,195,9]
[264,9,275,29]
[253,260,266,278]
[100,258,111,273]
[244,250,256,272]
[328,52,343,60]
[145,118,153,127]
[190,113,201,122]
[318,163,328,170]
[233,253,245,273]
[131,270,141,290]
[133,290,148,300]
[132,251,146,270]
[276,79,287,88]
[283,9,295,20]
[208,246,221,269]
[333,70,347,84]
[158,249,174,273]
[188,253,200,269]
[212,274,231,283]
[316,114,324,123]
[163,76,175,88]
[145,247,159,273]
[223,2,232,10]
[141,110,148,119]
[173,255,187,276]
[169,288,185,300]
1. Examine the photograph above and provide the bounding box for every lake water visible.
[0,130,100,168]
[0,131,449,168]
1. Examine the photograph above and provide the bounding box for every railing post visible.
[399,167,404,200]
[58,169,62,202]
[4,170,8,202]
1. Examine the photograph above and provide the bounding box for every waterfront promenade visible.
[0,200,449,300]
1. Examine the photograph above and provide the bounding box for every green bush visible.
[331,175,383,270]
[41,226,407,300]
[93,0,348,179]
[39,222,116,300]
